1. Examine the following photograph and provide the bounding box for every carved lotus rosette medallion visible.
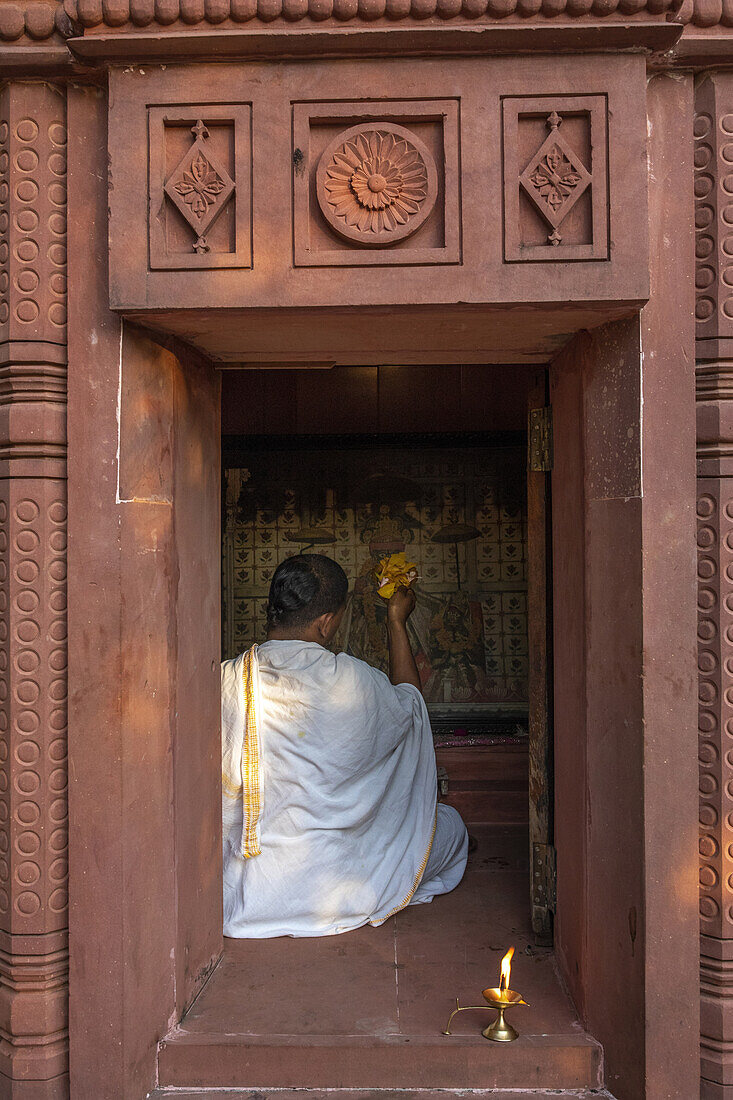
[316,123,439,247]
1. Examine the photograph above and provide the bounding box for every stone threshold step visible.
[149,1090,616,1100]
[158,1033,603,1091]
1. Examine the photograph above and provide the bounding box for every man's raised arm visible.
[386,586,422,691]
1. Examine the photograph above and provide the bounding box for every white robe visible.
[221,640,463,938]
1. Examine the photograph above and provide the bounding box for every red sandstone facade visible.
[0,2,727,1097]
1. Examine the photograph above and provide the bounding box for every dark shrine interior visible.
[221,363,536,832]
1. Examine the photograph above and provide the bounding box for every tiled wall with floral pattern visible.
[222,443,528,715]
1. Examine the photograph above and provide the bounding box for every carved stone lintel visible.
[0,82,68,1091]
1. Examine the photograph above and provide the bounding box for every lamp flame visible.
[499,946,515,993]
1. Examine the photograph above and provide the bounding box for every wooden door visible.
[527,370,554,942]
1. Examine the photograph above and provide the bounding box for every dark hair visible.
[267,554,348,628]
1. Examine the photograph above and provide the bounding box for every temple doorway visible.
[219,362,547,912]
[153,362,602,1093]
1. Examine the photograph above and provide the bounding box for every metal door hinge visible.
[528,406,553,472]
[532,842,557,913]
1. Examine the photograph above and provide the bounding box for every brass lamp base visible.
[482,1006,518,1043]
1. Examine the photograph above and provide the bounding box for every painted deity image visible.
[222,443,528,720]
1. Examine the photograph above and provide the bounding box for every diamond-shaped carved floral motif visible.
[519,113,591,246]
[164,121,235,253]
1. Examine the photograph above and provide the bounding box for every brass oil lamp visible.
[442,946,529,1042]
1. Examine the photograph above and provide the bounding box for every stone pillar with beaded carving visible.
[0,83,69,1097]
[695,71,733,1100]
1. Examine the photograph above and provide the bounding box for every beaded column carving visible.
[696,71,733,1100]
[0,83,68,1096]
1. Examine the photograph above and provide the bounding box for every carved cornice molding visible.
[678,0,733,25]
[0,2,75,43]
[62,0,680,26]
[0,0,691,57]
[2,0,733,64]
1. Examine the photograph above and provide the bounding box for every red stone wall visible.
[0,53,704,1100]
[551,72,699,1100]
[66,88,222,1099]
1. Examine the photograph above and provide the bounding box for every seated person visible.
[221,553,468,938]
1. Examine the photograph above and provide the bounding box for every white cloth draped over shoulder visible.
[221,640,441,938]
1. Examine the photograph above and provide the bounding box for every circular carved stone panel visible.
[316,123,438,248]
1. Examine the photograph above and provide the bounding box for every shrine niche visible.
[502,96,608,262]
[293,99,460,266]
[222,441,528,733]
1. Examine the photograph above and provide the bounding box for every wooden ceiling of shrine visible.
[220,363,534,436]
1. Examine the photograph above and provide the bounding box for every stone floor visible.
[157,827,603,1094]
[149,1092,617,1099]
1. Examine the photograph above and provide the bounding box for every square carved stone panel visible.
[148,105,252,271]
[293,100,460,268]
[502,95,609,263]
